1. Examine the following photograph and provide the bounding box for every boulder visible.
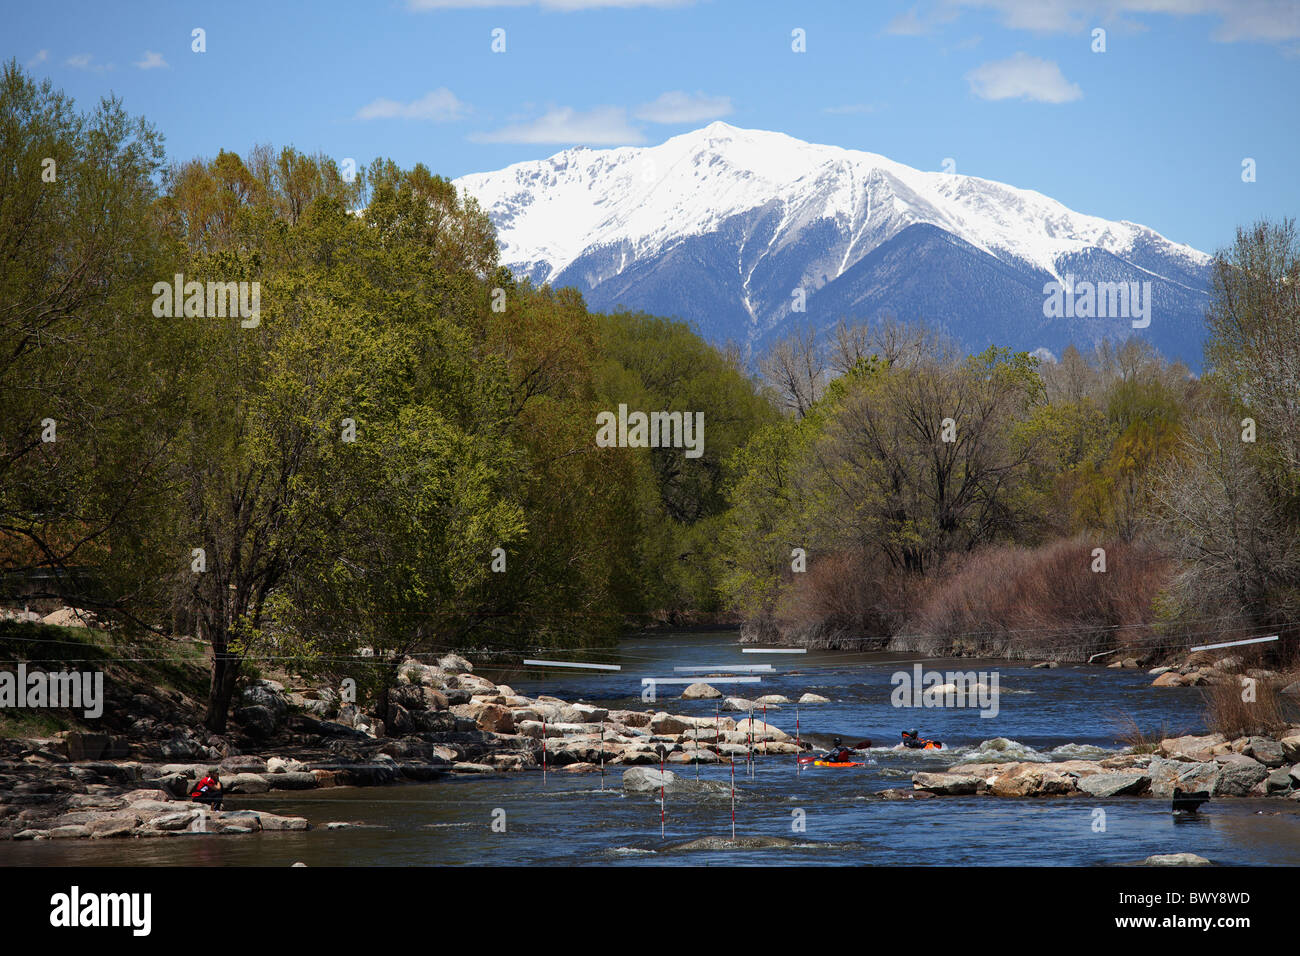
[1158,734,1225,762]
[224,772,269,794]
[798,693,830,704]
[1281,735,1300,764]
[1264,766,1295,794]
[754,694,789,705]
[733,718,789,741]
[1243,736,1285,768]
[476,704,515,735]
[989,764,1077,797]
[621,767,725,794]
[1148,758,1220,798]
[219,755,268,774]
[265,771,317,790]
[560,703,609,724]
[1152,672,1188,687]
[649,713,692,735]
[913,772,983,795]
[1077,772,1150,798]
[64,732,129,761]
[234,705,278,738]
[1213,755,1271,796]
[681,682,722,700]
[721,697,756,712]
[438,653,473,674]
[1143,853,1211,866]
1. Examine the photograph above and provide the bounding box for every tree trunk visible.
[204,627,241,732]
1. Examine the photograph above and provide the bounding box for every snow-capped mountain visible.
[454,122,1213,365]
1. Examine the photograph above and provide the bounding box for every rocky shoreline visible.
[903,731,1300,801]
[0,657,805,841]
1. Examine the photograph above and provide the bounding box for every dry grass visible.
[891,537,1172,660]
[1202,669,1297,738]
[1113,713,1188,753]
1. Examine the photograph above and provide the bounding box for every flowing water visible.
[5,631,1299,866]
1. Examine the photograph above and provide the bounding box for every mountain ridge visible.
[453,122,1212,366]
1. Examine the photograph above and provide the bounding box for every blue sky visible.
[6,0,1298,254]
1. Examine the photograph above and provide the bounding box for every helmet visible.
[832,736,842,746]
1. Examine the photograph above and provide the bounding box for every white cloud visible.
[471,106,645,144]
[28,50,48,67]
[938,0,1299,43]
[356,88,469,121]
[966,52,1082,103]
[633,91,732,124]
[135,51,168,70]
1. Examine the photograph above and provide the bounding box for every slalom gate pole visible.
[600,721,605,791]
[730,754,736,841]
[660,748,666,840]
[795,702,800,771]
[694,723,699,780]
[542,716,547,785]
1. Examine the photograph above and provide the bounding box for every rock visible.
[264,771,317,790]
[219,755,268,774]
[251,811,309,831]
[913,772,983,795]
[1032,661,1059,669]
[1077,772,1150,797]
[681,682,722,700]
[1152,671,1188,687]
[560,703,609,723]
[721,697,756,712]
[754,694,789,705]
[224,773,269,794]
[49,824,92,839]
[452,762,495,774]
[1264,766,1295,794]
[1148,758,1220,798]
[1158,734,1225,762]
[239,681,289,717]
[235,705,278,738]
[797,693,830,704]
[64,732,129,761]
[1143,853,1211,866]
[989,764,1077,797]
[621,767,725,794]
[438,653,473,674]
[87,812,141,839]
[451,673,497,694]
[1243,736,1285,768]
[1281,735,1300,763]
[266,756,306,774]
[1280,681,1300,697]
[649,713,692,735]
[1213,755,1271,796]
[733,718,789,741]
[387,704,416,736]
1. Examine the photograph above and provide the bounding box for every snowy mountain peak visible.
[452,125,1213,366]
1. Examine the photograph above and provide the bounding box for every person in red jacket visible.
[190,768,224,810]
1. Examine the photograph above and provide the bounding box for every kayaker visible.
[901,729,925,749]
[823,737,853,762]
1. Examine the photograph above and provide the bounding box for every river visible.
[5,631,1299,866]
